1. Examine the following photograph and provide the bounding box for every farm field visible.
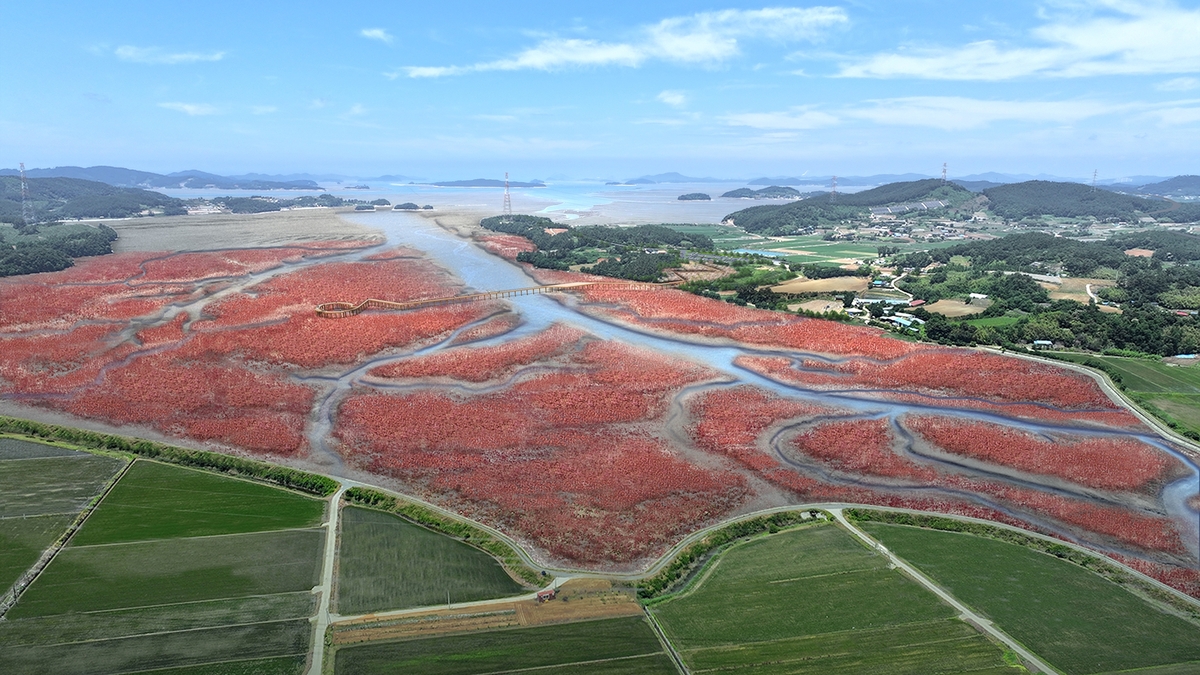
[336,506,525,614]
[861,523,1200,675]
[0,439,125,593]
[0,459,326,675]
[72,460,326,545]
[333,615,676,675]
[925,298,987,317]
[770,276,869,294]
[650,523,1017,674]
[1051,353,1200,437]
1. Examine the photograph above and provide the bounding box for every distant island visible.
[0,166,323,191]
[428,179,546,188]
[677,193,711,201]
[722,186,802,199]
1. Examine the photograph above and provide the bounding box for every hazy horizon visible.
[4,1,1200,178]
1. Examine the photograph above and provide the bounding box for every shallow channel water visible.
[314,210,1200,563]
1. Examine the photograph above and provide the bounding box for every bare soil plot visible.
[334,578,642,645]
[1125,248,1155,258]
[771,277,869,294]
[789,299,847,314]
[925,298,988,317]
[336,506,525,615]
[0,454,124,518]
[333,615,674,675]
[1043,277,1116,304]
[108,208,381,252]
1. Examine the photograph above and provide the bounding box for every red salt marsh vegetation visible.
[908,416,1181,492]
[0,242,489,455]
[338,340,746,565]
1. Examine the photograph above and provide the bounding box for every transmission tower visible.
[830,175,838,202]
[1091,169,1098,192]
[941,162,948,184]
[19,162,34,225]
[502,172,512,220]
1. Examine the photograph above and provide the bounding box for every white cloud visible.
[1159,77,1200,91]
[403,7,846,77]
[846,96,1122,130]
[158,102,219,116]
[724,108,839,130]
[839,1,1200,79]
[116,45,224,65]
[361,28,393,43]
[251,105,278,115]
[657,90,688,107]
[1146,105,1200,125]
[310,98,330,109]
[725,96,1133,132]
[346,104,367,116]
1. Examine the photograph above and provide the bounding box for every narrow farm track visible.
[831,508,1059,675]
[307,484,346,675]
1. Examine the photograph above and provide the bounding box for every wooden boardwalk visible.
[315,280,677,318]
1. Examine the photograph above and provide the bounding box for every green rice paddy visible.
[861,523,1200,675]
[1049,353,1200,436]
[1,457,327,675]
[0,514,74,592]
[651,523,1017,674]
[72,460,326,545]
[336,506,524,614]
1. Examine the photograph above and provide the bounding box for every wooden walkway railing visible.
[315,280,679,318]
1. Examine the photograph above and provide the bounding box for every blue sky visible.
[3,0,1200,179]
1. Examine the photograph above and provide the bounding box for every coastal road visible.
[831,508,1060,675]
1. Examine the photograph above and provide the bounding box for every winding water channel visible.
[297,211,1200,565]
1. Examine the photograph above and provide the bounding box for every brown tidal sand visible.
[105,208,383,252]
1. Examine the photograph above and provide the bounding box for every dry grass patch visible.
[771,277,869,294]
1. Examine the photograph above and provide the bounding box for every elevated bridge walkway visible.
[315,280,680,318]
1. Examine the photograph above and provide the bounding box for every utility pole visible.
[502,172,512,221]
[19,162,34,225]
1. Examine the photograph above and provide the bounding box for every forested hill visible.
[982,181,1161,221]
[0,176,185,223]
[725,179,974,235]
[914,230,1200,275]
